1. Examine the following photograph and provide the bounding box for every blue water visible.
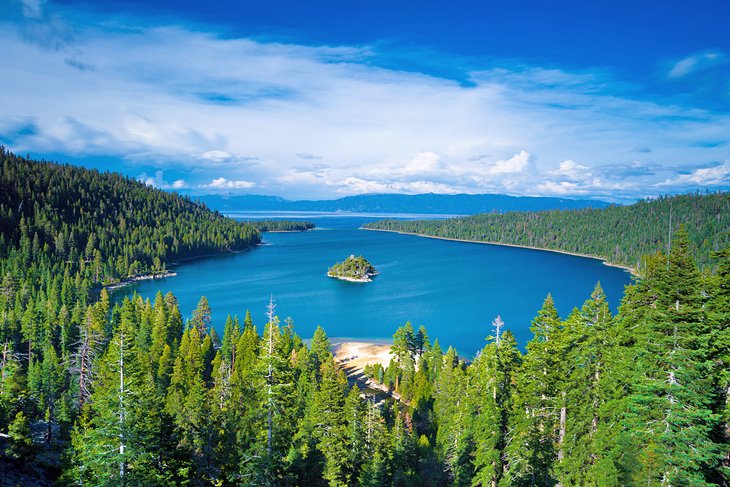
[119,214,632,356]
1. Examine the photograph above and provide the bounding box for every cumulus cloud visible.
[201,177,256,190]
[487,151,531,175]
[139,170,187,189]
[1,6,728,200]
[657,160,730,187]
[536,180,583,195]
[553,160,592,181]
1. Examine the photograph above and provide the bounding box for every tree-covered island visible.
[327,254,378,282]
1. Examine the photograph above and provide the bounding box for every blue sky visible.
[1,0,729,201]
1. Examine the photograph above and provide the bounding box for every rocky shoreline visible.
[103,271,177,291]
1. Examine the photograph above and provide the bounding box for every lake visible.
[119,213,632,356]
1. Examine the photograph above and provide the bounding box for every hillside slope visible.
[365,192,729,272]
[0,147,260,288]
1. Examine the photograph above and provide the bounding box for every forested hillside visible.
[248,220,315,232]
[0,147,261,289]
[365,191,729,272]
[0,149,727,485]
[1,228,727,485]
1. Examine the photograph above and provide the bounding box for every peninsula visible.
[327,254,378,282]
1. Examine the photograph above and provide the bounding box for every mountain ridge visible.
[198,192,611,215]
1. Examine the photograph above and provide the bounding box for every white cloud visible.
[138,170,187,189]
[201,177,256,189]
[1,9,728,200]
[487,150,531,175]
[668,51,725,78]
[334,177,459,195]
[536,180,583,195]
[657,160,730,187]
[199,150,233,163]
[552,160,592,181]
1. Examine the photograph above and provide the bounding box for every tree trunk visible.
[558,391,566,462]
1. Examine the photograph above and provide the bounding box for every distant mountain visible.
[197,193,611,215]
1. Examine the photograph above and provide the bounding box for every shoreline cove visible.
[105,246,258,292]
[362,227,636,275]
[103,271,178,291]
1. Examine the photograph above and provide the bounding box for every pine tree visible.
[0,341,23,426]
[311,355,350,486]
[620,228,722,485]
[221,314,240,365]
[706,239,730,482]
[503,295,562,486]
[39,344,64,443]
[390,411,419,486]
[7,410,34,461]
[243,297,296,485]
[165,323,212,481]
[309,325,331,378]
[67,309,147,485]
[344,385,368,481]
[469,322,520,487]
[434,346,472,485]
[190,296,212,335]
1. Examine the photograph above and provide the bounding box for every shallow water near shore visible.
[119,213,631,356]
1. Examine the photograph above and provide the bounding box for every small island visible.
[327,255,379,282]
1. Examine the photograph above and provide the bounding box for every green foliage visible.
[1,148,727,484]
[503,295,562,486]
[0,147,261,288]
[327,255,378,281]
[7,411,33,460]
[365,191,730,272]
[247,220,315,232]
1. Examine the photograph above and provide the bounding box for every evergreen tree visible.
[67,307,148,485]
[190,296,212,335]
[503,295,562,486]
[38,344,64,443]
[469,323,520,487]
[706,239,730,482]
[434,346,472,485]
[390,411,419,486]
[555,283,614,486]
[311,355,350,486]
[620,228,722,485]
[243,297,296,485]
[309,325,331,378]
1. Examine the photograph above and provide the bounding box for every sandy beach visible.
[331,341,393,377]
[331,340,409,403]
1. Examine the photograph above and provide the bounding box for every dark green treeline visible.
[368,227,729,486]
[0,147,260,289]
[1,230,728,485]
[364,191,729,272]
[248,220,315,232]
[0,149,728,484]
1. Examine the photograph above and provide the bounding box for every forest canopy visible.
[0,149,727,485]
[364,191,729,272]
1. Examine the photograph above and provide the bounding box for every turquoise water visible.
[121,214,632,356]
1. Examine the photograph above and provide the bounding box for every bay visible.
[119,213,632,356]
